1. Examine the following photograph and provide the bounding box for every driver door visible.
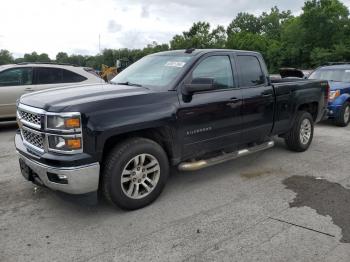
[177,53,243,160]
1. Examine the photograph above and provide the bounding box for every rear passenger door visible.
[32,67,87,91]
[236,55,274,143]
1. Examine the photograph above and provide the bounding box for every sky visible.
[1,0,350,59]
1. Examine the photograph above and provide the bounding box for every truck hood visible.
[328,81,350,91]
[19,83,151,112]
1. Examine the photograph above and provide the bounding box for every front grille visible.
[18,109,41,127]
[22,129,44,150]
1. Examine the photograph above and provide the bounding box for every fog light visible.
[48,135,82,153]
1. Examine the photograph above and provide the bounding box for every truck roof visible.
[151,49,261,57]
[319,64,350,70]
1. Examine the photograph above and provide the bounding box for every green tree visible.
[227,13,262,35]
[0,49,14,65]
[37,53,51,62]
[67,55,86,66]
[226,32,269,54]
[23,52,39,62]
[170,22,227,49]
[280,17,305,67]
[301,0,350,55]
[260,7,293,40]
[56,52,69,63]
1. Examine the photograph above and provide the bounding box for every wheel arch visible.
[297,101,319,121]
[101,126,178,166]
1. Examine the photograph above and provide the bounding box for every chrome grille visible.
[18,110,41,127]
[22,129,44,150]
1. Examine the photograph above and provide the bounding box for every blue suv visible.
[309,64,350,126]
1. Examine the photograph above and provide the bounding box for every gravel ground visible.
[0,121,350,262]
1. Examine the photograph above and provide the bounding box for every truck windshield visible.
[111,55,192,90]
[309,68,350,82]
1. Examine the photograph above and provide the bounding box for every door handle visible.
[230,97,240,103]
[25,87,34,92]
[261,93,272,97]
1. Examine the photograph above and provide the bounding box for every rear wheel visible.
[335,102,350,127]
[284,111,314,152]
[102,138,169,210]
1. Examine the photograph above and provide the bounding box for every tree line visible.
[1,0,350,73]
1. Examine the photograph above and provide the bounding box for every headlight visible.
[46,112,83,154]
[329,90,340,101]
[46,114,81,131]
[48,135,82,153]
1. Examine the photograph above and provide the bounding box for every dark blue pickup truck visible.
[15,49,329,210]
[309,64,350,126]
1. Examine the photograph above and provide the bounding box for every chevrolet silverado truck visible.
[15,49,329,210]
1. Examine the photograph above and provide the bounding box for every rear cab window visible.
[237,55,265,87]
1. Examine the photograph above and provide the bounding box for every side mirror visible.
[182,77,215,96]
[266,76,271,85]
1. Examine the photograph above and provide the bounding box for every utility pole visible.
[99,34,101,54]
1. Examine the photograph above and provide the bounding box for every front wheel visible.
[102,138,169,210]
[335,102,350,127]
[284,111,314,152]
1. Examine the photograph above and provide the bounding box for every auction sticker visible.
[165,61,186,68]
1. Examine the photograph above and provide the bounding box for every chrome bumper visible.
[18,153,100,195]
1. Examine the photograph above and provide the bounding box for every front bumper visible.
[15,131,100,195]
[327,104,342,119]
[18,153,100,195]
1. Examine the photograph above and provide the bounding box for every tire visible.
[102,138,169,210]
[334,102,350,127]
[284,111,314,152]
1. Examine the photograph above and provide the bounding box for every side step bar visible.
[178,141,275,172]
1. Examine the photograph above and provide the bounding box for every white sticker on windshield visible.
[165,61,186,68]
[346,70,350,73]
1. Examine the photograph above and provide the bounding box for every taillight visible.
[325,82,330,104]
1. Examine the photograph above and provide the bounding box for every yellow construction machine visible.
[100,64,118,82]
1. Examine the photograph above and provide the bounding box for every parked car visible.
[309,64,350,126]
[15,49,329,210]
[0,63,104,120]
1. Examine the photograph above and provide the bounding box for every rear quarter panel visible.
[272,80,327,135]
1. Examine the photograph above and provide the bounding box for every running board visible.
[178,141,275,172]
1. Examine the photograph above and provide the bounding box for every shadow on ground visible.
[0,121,17,132]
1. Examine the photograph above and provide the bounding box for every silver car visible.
[0,63,104,120]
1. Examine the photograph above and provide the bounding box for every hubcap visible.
[121,154,160,199]
[344,106,350,123]
[300,118,312,145]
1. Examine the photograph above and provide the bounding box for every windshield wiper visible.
[116,81,143,87]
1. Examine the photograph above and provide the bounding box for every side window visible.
[36,68,63,84]
[62,69,87,83]
[237,56,265,87]
[192,56,235,90]
[0,68,33,87]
